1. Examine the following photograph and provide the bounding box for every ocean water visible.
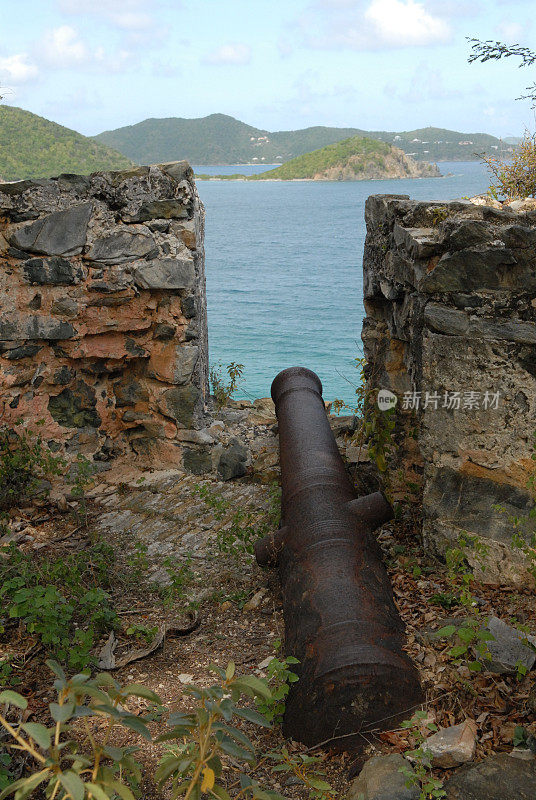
[195,161,491,406]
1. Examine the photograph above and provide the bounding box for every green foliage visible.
[0,661,157,800]
[434,533,496,674]
[248,136,393,181]
[70,454,95,528]
[125,542,150,582]
[0,752,12,793]
[0,659,329,800]
[0,425,64,512]
[481,132,536,200]
[210,362,245,409]
[0,106,133,181]
[155,661,281,800]
[196,483,280,560]
[0,542,117,672]
[399,711,446,800]
[125,623,159,645]
[255,649,299,725]
[333,357,395,479]
[268,749,335,800]
[428,206,449,226]
[159,555,195,607]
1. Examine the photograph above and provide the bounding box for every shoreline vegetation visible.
[195,135,441,182]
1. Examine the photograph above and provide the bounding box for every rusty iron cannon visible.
[255,367,422,749]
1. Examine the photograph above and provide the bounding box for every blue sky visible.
[1,0,535,138]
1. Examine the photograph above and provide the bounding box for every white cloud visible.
[304,0,451,50]
[204,44,251,65]
[41,25,89,67]
[58,0,166,31]
[365,0,450,46]
[0,53,39,84]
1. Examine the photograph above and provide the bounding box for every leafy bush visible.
[210,362,245,409]
[0,425,64,512]
[482,132,536,200]
[196,483,280,560]
[0,542,117,674]
[399,710,445,800]
[255,652,299,725]
[0,660,334,800]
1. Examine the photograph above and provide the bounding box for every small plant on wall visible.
[210,362,245,408]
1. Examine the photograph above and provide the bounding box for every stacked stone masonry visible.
[363,194,536,585]
[0,162,210,470]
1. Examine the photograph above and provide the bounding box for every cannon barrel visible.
[256,367,422,749]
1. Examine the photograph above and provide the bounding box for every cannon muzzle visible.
[256,367,422,749]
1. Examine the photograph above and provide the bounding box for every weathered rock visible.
[159,384,200,428]
[425,720,477,768]
[50,297,79,317]
[348,753,419,800]
[86,231,156,264]
[113,378,149,408]
[0,314,76,341]
[23,256,84,285]
[10,203,92,256]
[153,323,176,340]
[483,616,536,674]
[123,199,190,223]
[444,753,536,800]
[183,448,213,474]
[131,258,195,290]
[0,163,208,470]
[158,161,194,182]
[218,438,248,481]
[149,344,199,385]
[181,295,197,318]
[48,383,101,428]
[363,195,536,584]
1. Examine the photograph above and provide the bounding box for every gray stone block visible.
[23,257,83,285]
[348,754,418,800]
[445,753,536,800]
[484,616,536,674]
[87,231,156,264]
[131,258,195,290]
[10,203,92,256]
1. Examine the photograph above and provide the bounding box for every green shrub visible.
[0,660,334,800]
[210,362,245,409]
[0,425,64,512]
[0,542,117,674]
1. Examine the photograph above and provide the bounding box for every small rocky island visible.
[251,136,441,181]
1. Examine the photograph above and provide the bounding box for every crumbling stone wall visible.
[362,194,536,584]
[0,162,210,470]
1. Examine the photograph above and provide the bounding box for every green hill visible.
[94,113,362,166]
[93,114,514,165]
[0,106,133,181]
[247,136,441,181]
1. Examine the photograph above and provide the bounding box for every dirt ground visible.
[2,466,536,799]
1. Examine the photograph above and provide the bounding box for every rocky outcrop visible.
[362,194,536,585]
[0,162,209,469]
[314,148,440,181]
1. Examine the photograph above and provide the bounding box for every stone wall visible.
[362,194,536,584]
[0,162,210,470]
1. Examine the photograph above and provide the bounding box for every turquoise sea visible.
[195,161,491,406]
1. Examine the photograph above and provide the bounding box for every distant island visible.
[94,112,514,165]
[0,106,132,182]
[196,136,441,182]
